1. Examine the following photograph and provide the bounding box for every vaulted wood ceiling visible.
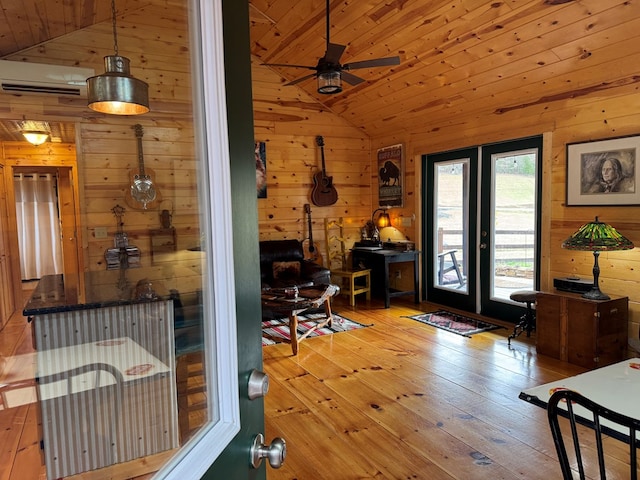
[249,0,640,137]
[0,0,638,140]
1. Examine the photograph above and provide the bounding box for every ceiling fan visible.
[263,0,401,94]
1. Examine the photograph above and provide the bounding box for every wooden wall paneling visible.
[0,5,199,295]
[253,62,373,261]
[0,164,15,327]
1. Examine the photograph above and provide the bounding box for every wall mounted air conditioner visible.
[0,60,95,97]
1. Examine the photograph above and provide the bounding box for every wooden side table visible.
[261,284,339,355]
[536,290,628,368]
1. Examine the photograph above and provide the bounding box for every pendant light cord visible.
[111,0,119,56]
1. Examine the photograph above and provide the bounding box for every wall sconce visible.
[372,208,391,228]
[86,0,149,115]
[22,130,49,146]
[318,71,342,94]
[561,216,634,300]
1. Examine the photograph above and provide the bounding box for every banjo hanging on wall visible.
[126,124,160,210]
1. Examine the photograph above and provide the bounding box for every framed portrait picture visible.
[566,135,640,206]
[377,144,404,207]
[255,141,267,198]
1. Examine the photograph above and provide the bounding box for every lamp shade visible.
[22,130,49,146]
[372,208,391,229]
[561,216,634,251]
[87,56,149,115]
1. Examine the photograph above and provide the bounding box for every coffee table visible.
[261,284,339,355]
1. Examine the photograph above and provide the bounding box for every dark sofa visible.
[259,239,331,289]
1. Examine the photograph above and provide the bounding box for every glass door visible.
[424,148,478,312]
[424,137,541,322]
[479,137,542,320]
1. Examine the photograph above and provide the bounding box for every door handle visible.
[250,433,286,469]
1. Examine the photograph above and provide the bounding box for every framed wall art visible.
[566,135,640,206]
[377,143,404,207]
[255,141,267,198]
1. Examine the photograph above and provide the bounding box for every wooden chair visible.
[176,351,206,443]
[547,389,640,480]
[324,218,371,306]
[437,249,465,287]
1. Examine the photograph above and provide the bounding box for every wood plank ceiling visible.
[0,0,638,141]
[249,0,640,138]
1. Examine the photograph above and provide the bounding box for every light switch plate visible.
[401,216,412,227]
[95,226,108,239]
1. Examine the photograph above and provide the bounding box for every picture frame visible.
[566,135,640,206]
[377,144,404,207]
[255,141,267,198]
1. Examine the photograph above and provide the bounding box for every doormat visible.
[262,313,371,346]
[403,310,504,338]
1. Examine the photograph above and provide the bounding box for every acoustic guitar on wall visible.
[311,135,338,206]
[126,124,160,210]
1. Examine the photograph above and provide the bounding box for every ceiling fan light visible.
[87,55,149,115]
[22,130,49,146]
[318,71,342,94]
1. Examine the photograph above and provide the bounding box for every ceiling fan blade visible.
[263,63,317,70]
[340,71,365,86]
[285,73,317,86]
[343,56,401,70]
[324,43,346,64]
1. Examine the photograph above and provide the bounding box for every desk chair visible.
[173,291,206,443]
[548,389,640,480]
[324,218,371,306]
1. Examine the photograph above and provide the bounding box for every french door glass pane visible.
[490,150,537,301]
[434,160,468,293]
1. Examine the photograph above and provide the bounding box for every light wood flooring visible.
[0,289,632,479]
[263,296,634,480]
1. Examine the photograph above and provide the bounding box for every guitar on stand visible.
[302,203,322,265]
[311,135,338,206]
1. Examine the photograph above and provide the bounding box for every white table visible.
[519,358,640,440]
[37,336,170,400]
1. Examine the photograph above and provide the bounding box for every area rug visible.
[403,310,504,338]
[262,313,371,346]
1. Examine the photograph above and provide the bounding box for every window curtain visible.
[14,173,63,280]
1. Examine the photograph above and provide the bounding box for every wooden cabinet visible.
[536,291,628,368]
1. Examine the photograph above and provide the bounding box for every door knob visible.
[250,433,286,469]
[479,243,487,249]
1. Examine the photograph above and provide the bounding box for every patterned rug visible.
[404,310,504,338]
[262,313,370,346]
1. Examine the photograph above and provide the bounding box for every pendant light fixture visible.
[86,0,149,115]
[317,71,342,94]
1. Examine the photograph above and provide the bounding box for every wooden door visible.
[56,168,81,303]
[0,164,15,328]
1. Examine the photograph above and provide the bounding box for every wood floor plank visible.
[264,297,636,479]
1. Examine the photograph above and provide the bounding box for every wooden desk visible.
[519,359,640,441]
[536,291,628,368]
[351,248,420,308]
